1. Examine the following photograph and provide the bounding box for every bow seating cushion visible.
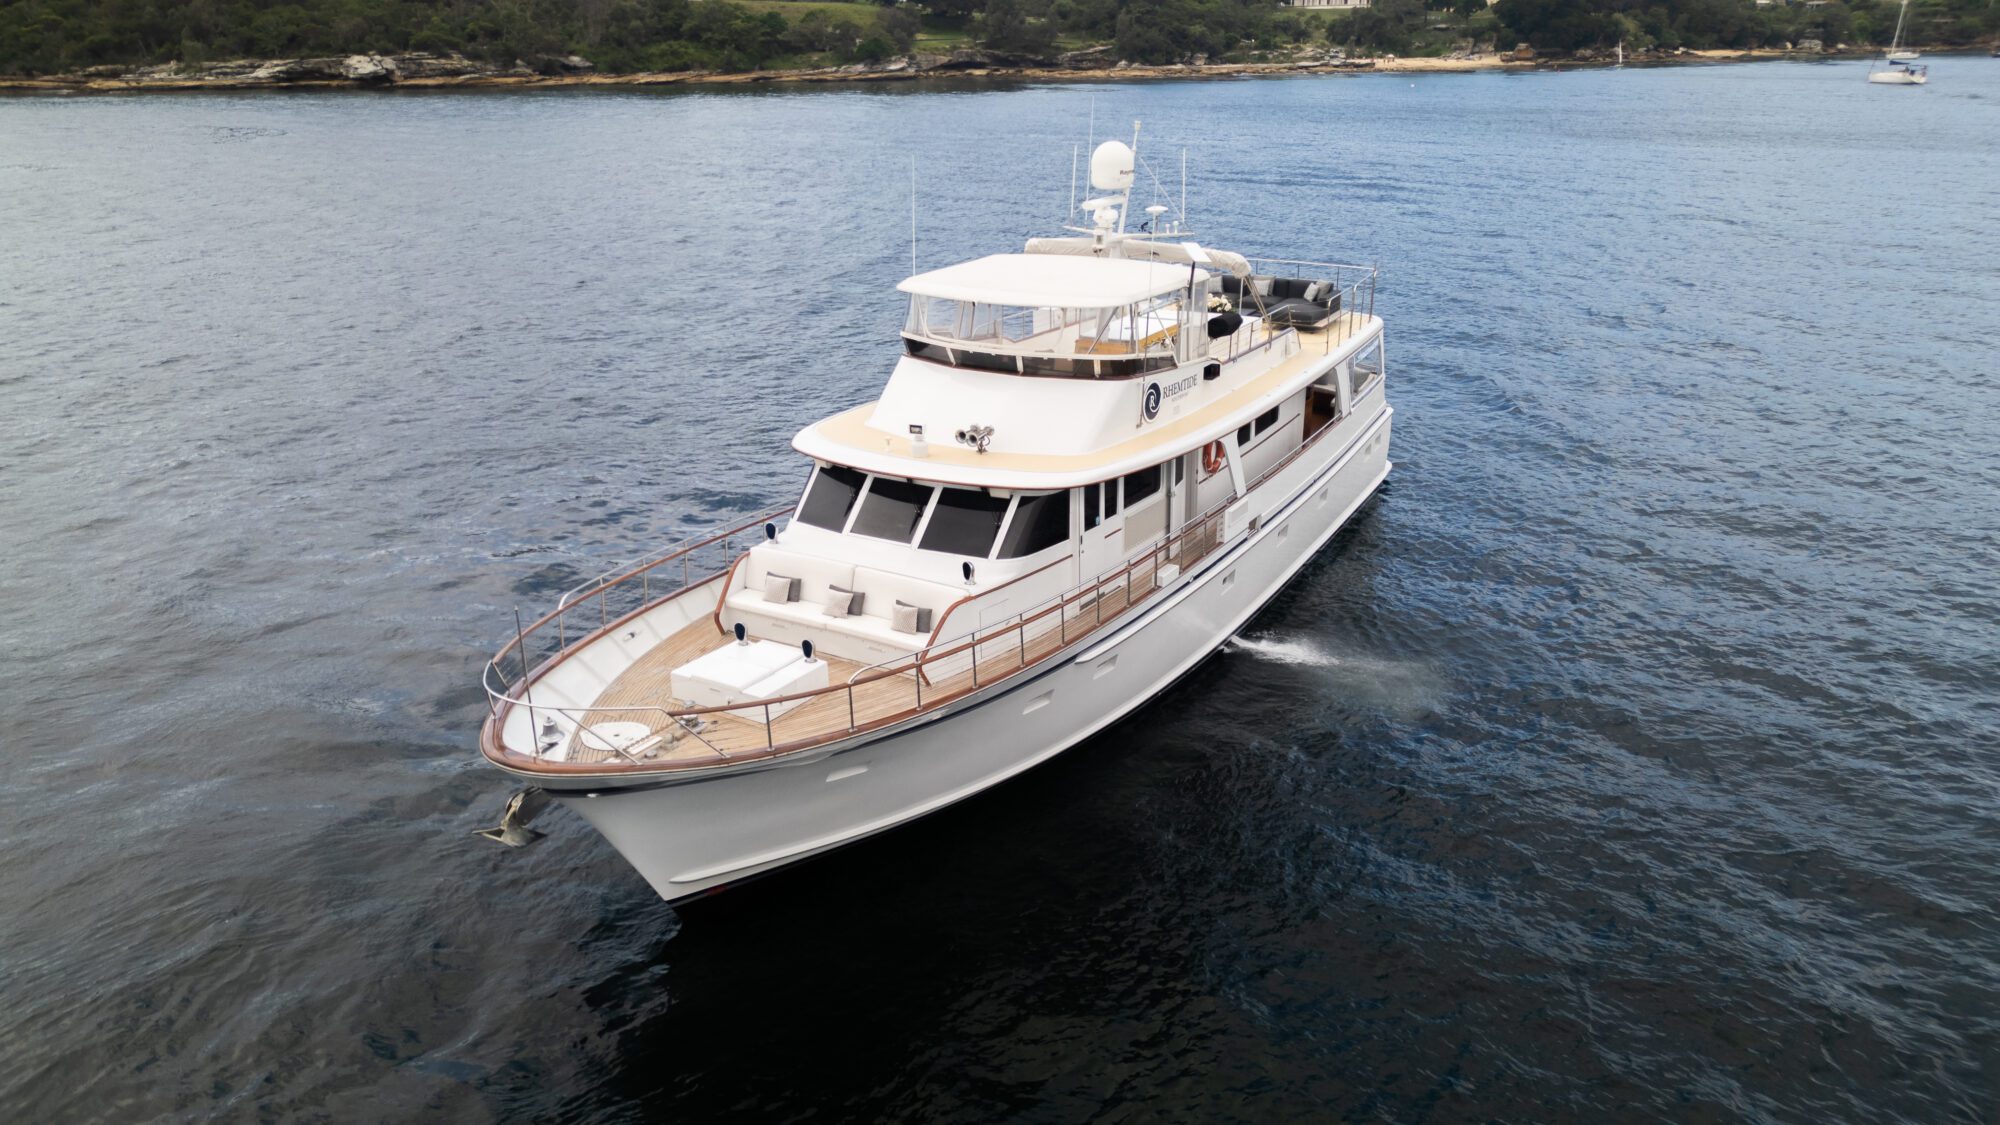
[721,551,963,664]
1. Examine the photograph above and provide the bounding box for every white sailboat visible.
[1869,0,1928,84]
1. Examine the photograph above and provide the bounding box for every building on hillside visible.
[1280,0,1374,9]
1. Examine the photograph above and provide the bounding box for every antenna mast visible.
[909,156,917,276]
[1069,144,1079,223]
[1117,120,1141,234]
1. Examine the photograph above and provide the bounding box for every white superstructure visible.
[476,129,1395,903]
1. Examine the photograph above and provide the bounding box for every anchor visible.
[476,787,552,848]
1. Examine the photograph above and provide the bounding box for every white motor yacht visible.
[477,128,1395,902]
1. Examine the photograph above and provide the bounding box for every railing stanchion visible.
[764,703,774,751]
[1018,617,1026,667]
[848,685,856,731]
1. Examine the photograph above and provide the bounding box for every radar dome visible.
[1089,140,1135,192]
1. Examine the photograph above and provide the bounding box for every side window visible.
[1083,484,1100,531]
[1173,456,1185,485]
[1236,422,1252,446]
[1105,479,1120,518]
[997,491,1072,558]
[850,476,936,543]
[1350,338,1384,397]
[919,487,1010,556]
[796,464,866,530]
[1253,406,1281,435]
[1123,465,1161,506]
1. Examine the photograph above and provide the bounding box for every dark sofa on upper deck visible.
[1218,274,1342,329]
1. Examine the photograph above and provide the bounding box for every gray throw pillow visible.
[894,599,933,633]
[819,585,852,617]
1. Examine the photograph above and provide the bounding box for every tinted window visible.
[1236,423,1252,446]
[1083,484,1100,530]
[918,488,1009,556]
[797,464,865,530]
[997,491,1071,558]
[850,476,935,542]
[1351,339,1384,396]
[1123,465,1161,506]
[1254,406,1281,435]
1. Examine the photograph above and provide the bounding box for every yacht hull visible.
[546,405,1394,903]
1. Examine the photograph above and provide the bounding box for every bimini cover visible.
[1023,236,1253,280]
[899,253,1205,308]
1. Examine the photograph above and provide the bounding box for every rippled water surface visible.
[4,60,1998,1121]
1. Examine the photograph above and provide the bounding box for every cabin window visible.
[1123,465,1161,507]
[1173,456,1185,485]
[1084,484,1101,531]
[797,464,866,530]
[919,487,1010,556]
[1236,423,1252,447]
[1351,338,1384,397]
[1104,479,1120,518]
[1253,406,1281,435]
[997,490,1071,558]
[851,476,935,543]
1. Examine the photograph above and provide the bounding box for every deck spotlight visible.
[733,622,747,645]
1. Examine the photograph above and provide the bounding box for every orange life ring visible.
[1202,440,1227,476]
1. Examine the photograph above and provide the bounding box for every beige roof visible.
[898,253,1207,309]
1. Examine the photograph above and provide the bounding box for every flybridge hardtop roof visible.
[898,253,1209,309]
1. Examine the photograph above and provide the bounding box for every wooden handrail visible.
[490,506,787,680]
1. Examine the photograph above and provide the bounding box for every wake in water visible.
[1225,633,1447,719]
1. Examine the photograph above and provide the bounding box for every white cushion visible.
[892,602,921,633]
[740,545,854,604]
[763,573,796,603]
[849,566,962,625]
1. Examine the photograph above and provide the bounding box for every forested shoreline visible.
[2,0,1994,78]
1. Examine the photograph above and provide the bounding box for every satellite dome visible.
[1089,140,1135,192]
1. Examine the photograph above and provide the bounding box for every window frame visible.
[848,474,938,543]
[995,490,1072,559]
[795,463,868,531]
[917,485,1011,557]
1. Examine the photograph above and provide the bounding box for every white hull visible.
[548,402,1393,902]
[1868,70,1926,85]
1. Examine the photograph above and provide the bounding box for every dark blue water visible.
[4,59,1998,1121]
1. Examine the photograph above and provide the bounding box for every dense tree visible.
[0,0,1994,76]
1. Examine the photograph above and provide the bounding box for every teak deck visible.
[559,548,1179,765]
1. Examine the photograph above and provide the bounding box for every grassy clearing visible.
[734,1,892,27]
